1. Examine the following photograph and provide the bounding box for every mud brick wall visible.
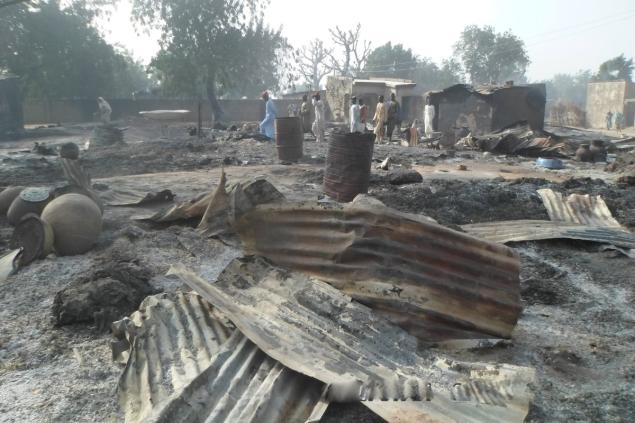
[22,98,303,124]
[0,77,24,138]
[585,81,631,129]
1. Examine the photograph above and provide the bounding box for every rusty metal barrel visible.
[323,132,375,202]
[275,117,303,162]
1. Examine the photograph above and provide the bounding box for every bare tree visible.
[327,23,371,77]
[293,39,332,90]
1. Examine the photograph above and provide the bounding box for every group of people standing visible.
[351,93,401,143]
[261,90,436,144]
[260,91,326,142]
[348,96,369,133]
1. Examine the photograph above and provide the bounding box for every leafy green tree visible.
[132,0,287,119]
[363,42,418,80]
[543,70,592,107]
[453,25,530,85]
[362,42,462,91]
[0,1,151,100]
[595,54,633,82]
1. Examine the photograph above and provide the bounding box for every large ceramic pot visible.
[59,142,80,160]
[590,140,607,163]
[0,186,25,215]
[7,187,51,226]
[10,213,55,266]
[575,144,593,162]
[41,193,102,256]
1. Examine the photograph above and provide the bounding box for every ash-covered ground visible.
[1,119,634,422]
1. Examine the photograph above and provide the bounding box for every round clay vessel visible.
[59,142,80,159]
[7,187,51,226]
[0,186,25,215]
[41,193,102,256]
[10,213,55,266]
[51,184,104,214]
[589,140,607,163]
[575,144,593,162]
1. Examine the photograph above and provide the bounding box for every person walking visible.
[349,96,361,132]
[359,99,368,131]
[386,93,401,140]
[615,111,624,131]
[424,96,435,137]
[373,95,387,142]
[300,94,311,133]
[606,111,613,130]
[259,91,277,139]
[312,92,325,143]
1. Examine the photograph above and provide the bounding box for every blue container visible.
[536,157,564,169]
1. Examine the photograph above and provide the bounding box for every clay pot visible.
[0,186,25,215]
[59,142,80,160]
[10,213,54,266]
[51,184,104,214]
[590,140,607,163]
[41,193,102,256]
[575,144,593,162]
[7,187,51,226]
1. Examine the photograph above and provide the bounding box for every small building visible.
[326,76,419,123]
[427,83,546,146]
[0,74,24,139]
[586,80,635,129]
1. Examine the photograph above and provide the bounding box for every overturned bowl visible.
[41,193,102,256]
[536,157,564,170]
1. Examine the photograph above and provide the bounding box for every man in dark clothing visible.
[386,93,401,140]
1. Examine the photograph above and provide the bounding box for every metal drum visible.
[275,117,303,162]
[323,132,375,202]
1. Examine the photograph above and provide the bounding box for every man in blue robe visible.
[260,91,277,139]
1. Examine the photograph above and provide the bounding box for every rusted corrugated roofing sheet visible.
[462,189,635,251]
[155,331,328,423]
[537,189,622,227]
[461,220,635,249]
[112,292,327,423]
[233,202,521,340]
[169,257,535,423]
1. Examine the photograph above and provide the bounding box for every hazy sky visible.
[101,0,635,81]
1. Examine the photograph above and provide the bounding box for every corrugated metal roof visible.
[233,202,521,340]
[427,83,544,98]
[169,257,535,423]
[461,220,635,249]
[112,293,327,423]
[537,189,622,227]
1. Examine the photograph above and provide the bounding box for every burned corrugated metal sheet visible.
[134,172,284,232]
[232,203,521,340]
[462,189,635,251]
[99,188,174,207]
[153,331,328,423]
[455,123,568,157]
[461,220,635,249]
[112,292,328,423]
[169,258,535,423]
[113,292,233,422]
[537,189,622,227]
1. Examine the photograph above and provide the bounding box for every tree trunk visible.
[206,79,223,124]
